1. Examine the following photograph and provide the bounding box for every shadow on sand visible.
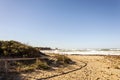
[0,72,23,80]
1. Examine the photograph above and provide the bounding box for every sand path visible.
[20,56,120,80]
[48,56,120,80]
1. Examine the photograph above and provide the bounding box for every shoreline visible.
[40,50,120,55]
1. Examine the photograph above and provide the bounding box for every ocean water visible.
[41,49,120,55]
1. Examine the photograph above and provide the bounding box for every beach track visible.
[37,61,87,80]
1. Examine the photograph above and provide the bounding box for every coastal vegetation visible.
[0,40,43,58]
[55,54,74,65]
[35,47,52,50]
[0,40,74,73]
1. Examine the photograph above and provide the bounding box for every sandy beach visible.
[19,55,120,80]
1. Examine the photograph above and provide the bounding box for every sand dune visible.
[19,55,120,80]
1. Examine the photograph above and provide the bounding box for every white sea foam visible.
[40,49,120,55]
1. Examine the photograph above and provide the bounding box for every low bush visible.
[0,40,43,58]
[36,60,50,70]
[55,54,74,65]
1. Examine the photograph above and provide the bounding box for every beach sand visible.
[19,55,120,80]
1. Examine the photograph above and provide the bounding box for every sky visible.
[0,0,120,49]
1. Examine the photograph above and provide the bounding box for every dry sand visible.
[20,55,120,80]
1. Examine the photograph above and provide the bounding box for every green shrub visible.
[36,60,50,70]
[55,54,73,65]
[0,40,42,58]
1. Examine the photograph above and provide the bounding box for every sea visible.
[40,49,120,55]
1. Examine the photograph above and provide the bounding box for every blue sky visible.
[0,0,120,49]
